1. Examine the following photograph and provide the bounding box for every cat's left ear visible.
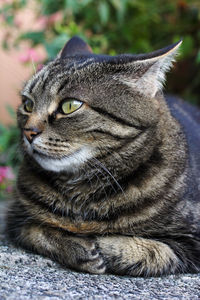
[119,40,182,98]
[59,36,93,58]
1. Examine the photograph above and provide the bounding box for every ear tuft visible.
[60,36,93,59]
[120,40,182,98]
[151,40,182,93]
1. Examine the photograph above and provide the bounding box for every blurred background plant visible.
[0,107,20,199]
[0,0,200,198]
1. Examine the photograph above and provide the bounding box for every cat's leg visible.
[8,223,106,274]
[97,235,182,276]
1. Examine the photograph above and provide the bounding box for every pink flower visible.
[19,48,43,63]
[5,167,15,180]
[37,16,48,29]
[3,0,13,3]
[0,167,8,179]
[6,186,13,193]
[14,15,22,27]
[0,166,15,181]
[0,15,5,23]
[49,12,62,24]
[37,12,62,29]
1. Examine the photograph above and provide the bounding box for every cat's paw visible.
[73,239,106,274]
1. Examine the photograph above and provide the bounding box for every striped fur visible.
[6,37,200,276]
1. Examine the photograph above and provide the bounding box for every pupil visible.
[25,100,32,111]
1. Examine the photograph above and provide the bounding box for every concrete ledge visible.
[0,201,200,300]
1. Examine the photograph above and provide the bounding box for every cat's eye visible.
[61,99,83,115]
[24,98,34,113]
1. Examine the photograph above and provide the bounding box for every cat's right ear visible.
[112,40,182,98]
[59,36,93,58]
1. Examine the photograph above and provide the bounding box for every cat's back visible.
[166,95,200,232]
[166,95,200,179]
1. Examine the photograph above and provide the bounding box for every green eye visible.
[61,99,83,115]
[24,98,34,113]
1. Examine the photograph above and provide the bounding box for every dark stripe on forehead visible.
[42,58,97,95]
[28,77,38,94]
[29,60,63,93]
[57,79,69,94]
[27,71,47,95]
[75,58,96,71]
[61,56,95,70]
[90,106,146,130]
[41,73,50,92]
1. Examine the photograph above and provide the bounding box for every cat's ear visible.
[60,36,93,58]
[118,40,182,98]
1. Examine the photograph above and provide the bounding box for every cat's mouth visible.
[24,137,93,173]
[32,149,56,159]
[24,135,73,159]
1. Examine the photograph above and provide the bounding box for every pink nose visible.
[23,128,42,143]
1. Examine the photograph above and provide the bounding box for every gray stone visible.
[0,200,200,300]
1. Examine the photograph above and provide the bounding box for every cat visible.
[6,36,200,276]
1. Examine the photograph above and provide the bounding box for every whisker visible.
[86,160,109,202]
[88,160,117,193]
[91,157,126,201]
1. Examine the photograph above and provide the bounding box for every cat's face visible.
[17,37,181,173]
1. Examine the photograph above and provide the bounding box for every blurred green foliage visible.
[0,106,20,199]
[1,0,200,104]
[0,107,21,172]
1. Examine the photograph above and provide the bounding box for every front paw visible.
[96,236,179,276]
[72,239,106,274]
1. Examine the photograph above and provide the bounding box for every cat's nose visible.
[23,127,42,144]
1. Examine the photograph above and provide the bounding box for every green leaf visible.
[180,36,194,57]
[81,0,93,6]
[196,50,200,64]
[98,1,109,25]
[65,0,79,13]
[2,39,9,50]
[0,124,6,132]
[110,0,127,23]
[19,0,28,7]
[20,31,45,46]
[5,15,14,25]
[40,0,63,15]
[45,34,69,59]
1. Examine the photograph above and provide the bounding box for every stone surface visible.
[0,200,200,300]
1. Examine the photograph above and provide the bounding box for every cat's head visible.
[18,36,181,174]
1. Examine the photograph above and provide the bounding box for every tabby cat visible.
[6,36,200,276]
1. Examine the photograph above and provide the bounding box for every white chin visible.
[33,146,93,173]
